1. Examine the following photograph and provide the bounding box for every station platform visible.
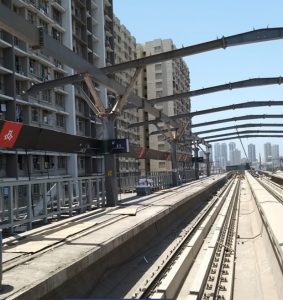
[0,175,227,300]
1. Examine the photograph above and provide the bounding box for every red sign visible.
[0,121,23,148]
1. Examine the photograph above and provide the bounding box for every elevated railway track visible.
[1,172,283,299]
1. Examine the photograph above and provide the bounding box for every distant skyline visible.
[114,1,283,157]
[212,141,281,163]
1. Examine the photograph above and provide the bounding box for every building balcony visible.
[51,0,66,13]
[0,32,12,48]
[0,65,13,75]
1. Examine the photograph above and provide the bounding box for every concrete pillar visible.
[206,151,210,177]
[194,147,199,180]
[104,117,118,207]
[171,142,178,187]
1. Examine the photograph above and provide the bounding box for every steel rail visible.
[133,178,236,299]
[202,179,240,299]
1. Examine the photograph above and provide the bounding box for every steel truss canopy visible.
[2,3,283,146]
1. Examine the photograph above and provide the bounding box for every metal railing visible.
[0,175,105,234]
[0,170,196,234]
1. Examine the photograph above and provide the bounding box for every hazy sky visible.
[114,0,283,159]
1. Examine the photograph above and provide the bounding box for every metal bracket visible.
[83,74,106,116]
[111,67,143,115]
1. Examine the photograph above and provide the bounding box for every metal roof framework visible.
[2,3,283,146]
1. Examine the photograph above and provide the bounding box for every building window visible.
[31,108,39,122]
[158,161,166,168]
[52,28,62,43]
[155,73,162,80]
[76,117,85,134]
[155,63,162,71]
[18,155,23,170]
[0,156,5,171]
[33,156,41,170]
[27,11,35,25]
[78,157,84,169]
[56,114,65,128]
[76,98,85,113]
[155,82,162,89]
[154,46,161,53]
[156,91,162,98]
[0,79,3,93]
[55,93,65,109]
[42,110,52,125]
[16,105,23,122]
[58,156,66,169]
[41,90,51,102]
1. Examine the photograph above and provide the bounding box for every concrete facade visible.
[113,16,139,176]
[248,143,256,163]
[137,39,191,173]
[0,0,112,180]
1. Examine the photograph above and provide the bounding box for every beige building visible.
[137,39,191,173]
[113,16,139,176]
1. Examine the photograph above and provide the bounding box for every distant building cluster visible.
[211,141,281,171]
[263,142,280,170]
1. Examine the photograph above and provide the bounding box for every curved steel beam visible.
[148,114,283,135]
[203,129,283,140]
[192,114,283,128]
[102,28,283,74]
[194,123,283,135]
[146,77,283,106]
[207,134,283,143]
[171,101,283,120]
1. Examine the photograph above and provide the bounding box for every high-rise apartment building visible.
[232,149,241,165]
[113,16,139,175]
[136,39,191,173]
[248,144,256,163]
[220,143,228,168]
[264,142,272,162]
[271,144,280,166]
[214,143,221,168]
[0,0,112,179]
[229,142,236,165]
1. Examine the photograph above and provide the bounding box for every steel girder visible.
[132,101,283,127]
[207,134,283,143]
[171,101,283,120]
[191,114,283,128]
[143,77,283,107]
[202,129,283,140]
[194,123,283,135]
[102,28,283,74]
